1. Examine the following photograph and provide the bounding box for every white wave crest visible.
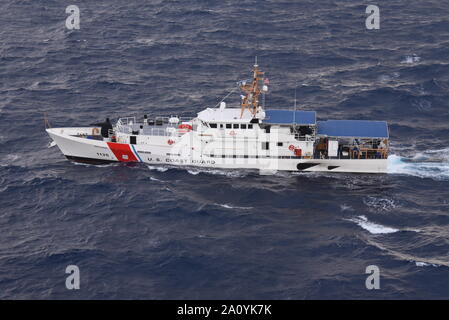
[71,162,115,168]
[346,215,399,234]
[415,261,440,267]
[186,168,248,178]
[147,165,168,172]
[136,38,155,46]
[401,54,421,64]
[340,204,354,212]
[214,203,253,210]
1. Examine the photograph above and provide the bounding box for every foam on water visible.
[401,54,421,64]
[388,153,449,181]
[214,203,253,210]
[340,204,354,212]
[47,141,56,148]
[363,196,398,212]
[346,216,399,234]
[135,38,155,46]
[71,161,115,168]
[185,167,249,178]
[411,147,449,162]
[147,165,169,172]
[415,261,440,267]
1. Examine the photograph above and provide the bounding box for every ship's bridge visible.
[197,107,318,125]
[197,107,256,123]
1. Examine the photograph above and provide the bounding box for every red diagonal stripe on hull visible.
[107,142,138,162]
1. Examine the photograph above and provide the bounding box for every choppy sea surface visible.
[1,0,449,299]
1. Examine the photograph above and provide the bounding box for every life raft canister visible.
[167,139,174,145]
[178,124,192,131]
[294,148,302,157]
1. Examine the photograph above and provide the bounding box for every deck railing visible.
[351,148,389,159]
[114,115,196,137]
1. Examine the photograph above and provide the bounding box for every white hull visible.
[47,127,388,173]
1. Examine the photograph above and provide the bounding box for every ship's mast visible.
[239,59,265,118]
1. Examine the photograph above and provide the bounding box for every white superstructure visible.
[46,64,390,174]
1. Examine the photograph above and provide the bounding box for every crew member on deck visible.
[378,139,387,158]
[92,118,113,138]
[315,139,327,159]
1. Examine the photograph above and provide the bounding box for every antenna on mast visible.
[239,60,264,118]
[293,84,297,124]
[294,86,297,109]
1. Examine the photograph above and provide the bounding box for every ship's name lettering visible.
[165,158,215,165]
[191,159,215,165]
[166,158,188,164]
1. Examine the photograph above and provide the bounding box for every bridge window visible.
[210,123,217,128]
[248,124,253,129]
[226,124,232,129]
[262,142,270,150]
[241,124,247,129]
[233,124,239,129]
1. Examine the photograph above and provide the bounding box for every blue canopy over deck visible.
[264,109,316,125]
[317,120,389,139]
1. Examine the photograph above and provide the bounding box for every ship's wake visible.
[388,148,449,181]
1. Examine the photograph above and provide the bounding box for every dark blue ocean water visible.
[1,0,449,299]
